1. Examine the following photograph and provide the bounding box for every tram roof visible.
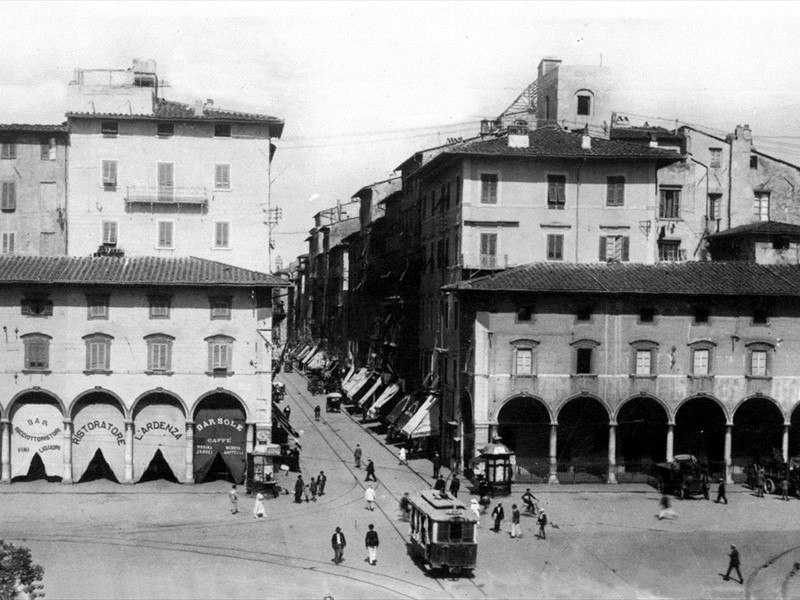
[410,490,477,522]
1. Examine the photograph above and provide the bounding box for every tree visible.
[0,540,44,600]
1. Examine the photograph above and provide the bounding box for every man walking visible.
[449,475,461,498]
[365,485,376,511]
[318,471,327,496]
[365,524,379,566]
[491,502,505,533]
[283,405,291,421]
[294,475,304,504]
[310,476,318,502]
[433,475,446,492]
[365,459,377,482]
[331,527,347,565]
[354,444,363,469]
[229,484,239,515]
[510,504,522,538]
[756,467,765,498]
[724,544,743,584]
[716,478,728,504]
[537,509,548,540]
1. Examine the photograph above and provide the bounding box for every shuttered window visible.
[2,181,16,211]
[146,335,174,372]
[207,335,234,372]
[606,176,625,206]
[480,174,498,204]
[1,143,17,159]
[515,349,533,375]
[157,221,174,248]
[215,164,231,189]
[693,349,710,375]
[635,350,652,375]
[23,334,50,371]
[157,163,174,201]
[214,222,230,248]
[599,235,630,262]
[102,160,118,188]
[102,221,118,245]
[2,232,15,254]
[547,175,566,209]
[546,234,563,260]
[84,334,112,372]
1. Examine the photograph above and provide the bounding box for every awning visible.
[366,384,400,420]
[393,395,424,432]
[341,365,355,384]
[306,351,325,370]
[350,373,380,404]
[401,395,440,439]
[385,393,413,426]
[272,401,302,447]
[297,344,315,362]
[343,368,368,394]
[358,379,385,409]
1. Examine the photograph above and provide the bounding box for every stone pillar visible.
[783,425,790,463]
[246,423,255,453]
[607,423,617,484]
[724,424,733,484]
[184,421,195,485]
[666,423,675,463]
[548,423,559,484]
[1,419,10,483]
[124,420,134,484]
[61,420,73,484]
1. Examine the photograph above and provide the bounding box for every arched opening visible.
[132,392,186,484]
[675,396,726,478]
[193,393,247,484]
[557,396,609,483]
[9,392,64,483]
[790,405,800,459]
[497,396,550,481]
[71,392,126,484]
[733,397,784,478]
[617,396,668,482]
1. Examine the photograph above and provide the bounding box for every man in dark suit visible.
[365,524,379,565]
[294,475,304,504]
[449,475,461,498]
[332,527,347,565]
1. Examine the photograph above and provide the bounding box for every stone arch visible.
[192,390,249,484]
[131,390,188,484]
[131,389,188,419]
[615,394,670,476]
[555,393,611,423]
[556,394,611,483]
[732,395,785,470]
[70,389,128,483]
[494,392,554,424]
[69,387,127,420]
[731,394,786,424]
[6,388,66,420]
[673,393,730,425]
[191,388,249,422]
[7,389,67,482]
[674,394,728,478]
[495,393,552,480]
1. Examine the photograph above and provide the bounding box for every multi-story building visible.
[0,124,69,256]
[65,60,284,272]
[0,255,285,485]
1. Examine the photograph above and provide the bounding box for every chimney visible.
[480,119,495,136]
[581,126,592,150]
[735,124,753,142]
[538,56,562,79]
[193,99,204,117]
[508,120,530,148]
[205,98,214,108]
[649,134,658,149]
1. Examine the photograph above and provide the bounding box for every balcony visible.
[125,186,208,209]
[479,254,507,269]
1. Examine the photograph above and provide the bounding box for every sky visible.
[3,1,800,268]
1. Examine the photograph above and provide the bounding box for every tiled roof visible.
[0,123,68,133]
[708,221,800,240]
[448,261,800,297]
[0,256,286,287]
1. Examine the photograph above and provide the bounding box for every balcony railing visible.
[125,186,208,206]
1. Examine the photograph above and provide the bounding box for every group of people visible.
[489,498,548,540]
[330,524,380,566]
[293,472,328,503]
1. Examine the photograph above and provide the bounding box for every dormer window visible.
[214,124,231,137]
[21,297,53,317]
[576,91,593,116]
[157,122,174,137]
[101,121,118,136]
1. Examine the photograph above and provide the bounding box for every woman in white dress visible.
[253,492,266,519]
[470,498,481,526]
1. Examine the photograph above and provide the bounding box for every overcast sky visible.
[3,1,800,267]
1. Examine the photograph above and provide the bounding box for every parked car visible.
[653,454,709,499]
[745,456,800,497]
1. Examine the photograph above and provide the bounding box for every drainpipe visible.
[575,161,583,262]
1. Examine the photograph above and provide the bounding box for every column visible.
[246,423,255,453]
[607,423,617,484]
[666,423,675,463]
[184,421,195,485]
[61,420,73,484]
[1,419,10,483]
[124,421,134,484]
[783,424,790,463]
[548,423,559,484]
[724,424,733,485]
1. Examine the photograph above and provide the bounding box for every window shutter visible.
[2,181,16,210]
[215,164,230,189]
[622,236,630,261]
[103,222,117,245]
[102,161,117,186]
[616,179,624,205]
[599,237,607,261]
[158,163,174,187]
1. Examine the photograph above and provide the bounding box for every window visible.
[658,240,682,262]
[210,296,232,320]
[576,306,592,322]
[145,334,174,373]
[577,94,592,116]
[102,221,118,246]
[750,155,758,170]
[606,176,625,206]
[689,341,715,376]
[546,234,563,260]
[480,174,498,204]
[214,123,231,137]
[22,334,51,371]
[101,122,118,136]
[157,123,174,137]
[639,307,655,323]
[87,295,109,320]
[2,232,15,255]
[1,142,16,159]
[694,306,710,324]
[480,233,497,268]
[710,148,722,168]
[635,349,652,376]
[214,222,230,249]
[40,138,56,160]
[157,221,174,248]
[630,340,658,377]
[84,333,112,372]
[517,306,533,321]
[215,164,231,190]
[149,296,171,319]
[157,163,174,201]
[752,308,768,325]
[599,235,629,262]
[547,175,566,209]
[1,181,16,211]
[573,339,599,375]
[754,192,770,222]
[102,160,118,189]
[515,348,533,375]
[746,342,773,378]
[708,193,722,223]
[659,187,681,219]
[21,297,52,316]
[207,335,234,373]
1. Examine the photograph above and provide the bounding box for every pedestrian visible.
[365,485,376,511]
[724,544,743,584]
[331,526,347,565]
[449,474,461,498]
[294,475,304,504]
[365,459,377,482]
[400,492,411,520]
[433,475,446,492]
[304,478,311,502]
[318,471,327,496]
[657,494,678,520]
[229,484,239,515]
[537,509,548,539]
[491,502,505,532]
[253,492,266,519]
[756,467,765,498]
[315,405,321,421]
[365,524,379,566]
[522,488,538,516]
[432,452,441,479]
[511,504,522,538]
[310,476,318,502]
[716,478,728,504]
[398,446,407,465]
[354,444,363,469]
[781,477,790,501]
[283,405,291,421]
[701,473,710,501]
[470,498,481,526]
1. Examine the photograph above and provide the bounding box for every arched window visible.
[571,339,600,375]
[206,335,235,375]
[21,333,51,372]
[575,90,594,116]
[145,334,175,374]
[630,340,659,377]
[510,339,539,376]
[688,340,716,377]
[83,333,113,373]
[745,341,774,378]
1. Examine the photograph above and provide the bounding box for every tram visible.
[407,489,477,575]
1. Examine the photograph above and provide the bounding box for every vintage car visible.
[745,456,800,497]
[652,454,709,499]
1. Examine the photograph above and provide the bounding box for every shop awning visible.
[393,395,423,432]
[297,344,316,362]
[357,379,385,409]
[384,393,413,426]
[366,384,400,420]
[306,351,325,370]
[341,365,355,384]
[350,373,380,404]
[343,368,368,394]
[296,344,314,360]
[401,395,440,439]
[272,401,302,447]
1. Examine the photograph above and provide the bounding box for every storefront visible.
[133,393,186,483]
[10,393,64,482]
[193,393,247,483]
[71,393,127,483]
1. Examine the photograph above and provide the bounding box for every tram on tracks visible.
[407,489,477,575]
